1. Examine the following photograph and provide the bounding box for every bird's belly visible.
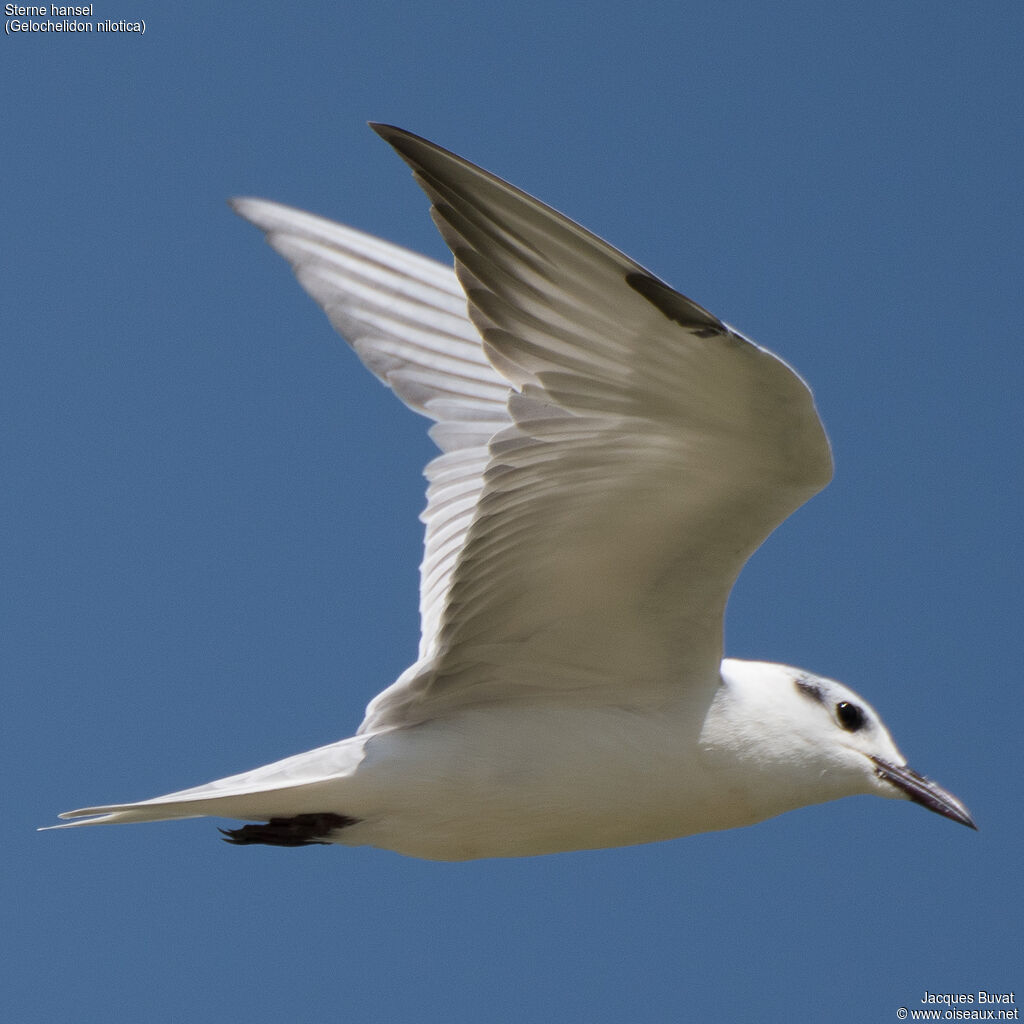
[338,704,751,860]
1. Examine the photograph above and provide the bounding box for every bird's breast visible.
[345,703,754,860]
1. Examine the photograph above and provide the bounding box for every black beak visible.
[870,757,977,830]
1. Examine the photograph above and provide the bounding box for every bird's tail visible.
[42,736,367,831]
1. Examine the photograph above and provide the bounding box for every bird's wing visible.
[359,125,833,732]
[231,198,511,661]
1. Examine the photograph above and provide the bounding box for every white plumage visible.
[47,125,973,859]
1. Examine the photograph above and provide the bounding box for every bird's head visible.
[705,659,976,829]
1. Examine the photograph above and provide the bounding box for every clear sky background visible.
[4,3,1021,1022]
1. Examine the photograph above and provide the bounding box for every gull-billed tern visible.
[47,124,975,859]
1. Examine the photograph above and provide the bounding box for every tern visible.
[48,125,975,859]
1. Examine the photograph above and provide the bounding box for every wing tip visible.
[368,121,408,143]
[228,195,273,232]
[228,195,256,217]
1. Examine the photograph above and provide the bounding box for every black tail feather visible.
[219,813,359,847]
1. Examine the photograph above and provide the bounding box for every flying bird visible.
[47,125,975,859]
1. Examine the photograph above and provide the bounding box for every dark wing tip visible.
[368,121,399,139]
[369,123,437,159]
[625,272,728,339]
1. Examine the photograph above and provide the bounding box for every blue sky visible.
[4,3,1021,1021]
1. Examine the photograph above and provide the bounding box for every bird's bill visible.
[870,757,977,829]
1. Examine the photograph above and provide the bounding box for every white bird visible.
[48,124,974,860]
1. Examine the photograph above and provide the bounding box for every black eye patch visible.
[795,678,826,704]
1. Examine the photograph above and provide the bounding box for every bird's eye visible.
[836,701,866,732]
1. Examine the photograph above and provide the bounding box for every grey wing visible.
[230,198,510,661]
[359,125,833,731]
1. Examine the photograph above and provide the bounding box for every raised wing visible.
[359,126,833,731]
[230,199,511,660]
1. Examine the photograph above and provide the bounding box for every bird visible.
[46,124,975,860]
